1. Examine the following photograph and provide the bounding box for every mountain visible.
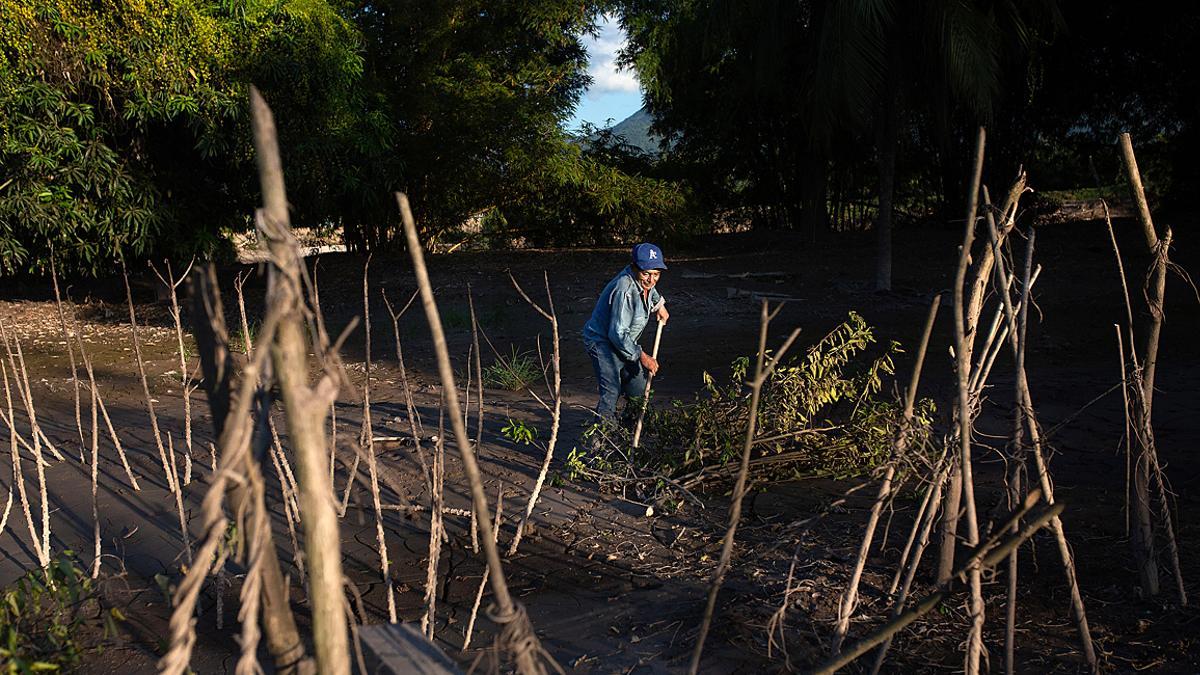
[606,107,661,155]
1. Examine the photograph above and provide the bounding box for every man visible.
[583,242,671,420]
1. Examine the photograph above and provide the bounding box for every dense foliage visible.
[617,0,1061,289]
[0,553,119,670]
[2,0,697,276]
[3,0,1198,276]
[0,0,363,274]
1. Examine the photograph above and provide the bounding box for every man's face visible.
[635,267,661,292]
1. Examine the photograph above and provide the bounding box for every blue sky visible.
[566,14,644,133]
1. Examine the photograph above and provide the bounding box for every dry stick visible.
[464,485,504,651]
[361,255,397,624]
[949,127,987,675]
[1119,133,1186,605]
[937,167,1028,583]
[631,320,664,449]
[152,258,198,486]
[1120,135,1162,598]
[870,449,953,675]
[506,271,562,557]
[67,310,141,490]
[1105,199,1138,540]
[1149,414,1187,606]
[382,289,432,496]
[237,275,305,538]
[970,267,1043,397]
[0,413,60,476]
[48,250,85,462]
[332,273,363,522]
[1005,226,1036,675]
[329,401,337,490]
[236,426,271,675]
[1,330,53,562]
[423,396,447,638]
[121,261,178,496]
[467,288,483,555]
[689,301,801,675]
[337,448,362,517]
[15,336,65,465]
[463,340,473,447]
[185,263,310,674]
[234,271,254,352]
[398,191,558,675]
[0,320,64,466]
[1101,201,1138,359]
[167,433,193,564]
[310,260,339,493]
[0,481,13,539]
[159,316,291,675]
[251,87,349,675]
[887,457,939,597]
[268,431,306,579]
[816,495,1058,675]
[268,423,303,524]
[968,275,1015,394]
[2,359,48,568]
[832,294,941,652]
[469,288,485,461]
[0,409,38,459]
[1116,327,1133,536]
[983,211,1098,671]
[937,137,991,587]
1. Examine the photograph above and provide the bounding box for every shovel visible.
[632,319,665,448]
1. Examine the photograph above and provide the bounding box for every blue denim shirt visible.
[583,265,664,362]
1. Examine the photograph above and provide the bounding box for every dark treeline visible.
[620,0,1199,288]
[2,0,1196,281]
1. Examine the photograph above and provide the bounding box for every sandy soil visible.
[1,217,1198,673]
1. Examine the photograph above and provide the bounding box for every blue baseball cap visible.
[632,242,667,271]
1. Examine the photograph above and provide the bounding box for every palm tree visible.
[811,0,1058,291]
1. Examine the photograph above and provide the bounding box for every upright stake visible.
[87,359,100,578]
[360,255,396,623]
[3,359,49,568]
[121,261,178,495]
[937,128,987,585]
[68,311,141,490]
[949,127,987,674]
[48,250,85,461]
[1118,132,1185,605]
[422,396,446,638]
[506,271,562,557]
[1004,228,1036,675]
[250,87,349,675]
[151,258,197,486]
[398,192,555,675]
[382,289,430,490]
[983,213,1098,671]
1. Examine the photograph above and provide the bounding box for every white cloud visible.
[586,14,639,94]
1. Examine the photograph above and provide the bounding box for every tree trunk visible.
[801,151,828,241]
[1118,133,1163,599]
[875,51,901,291]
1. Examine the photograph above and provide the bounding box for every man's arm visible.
[607,285,643,362]
[651,290,669,324]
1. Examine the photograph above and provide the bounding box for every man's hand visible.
[640,351,659,376]
[657,305,670,324]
